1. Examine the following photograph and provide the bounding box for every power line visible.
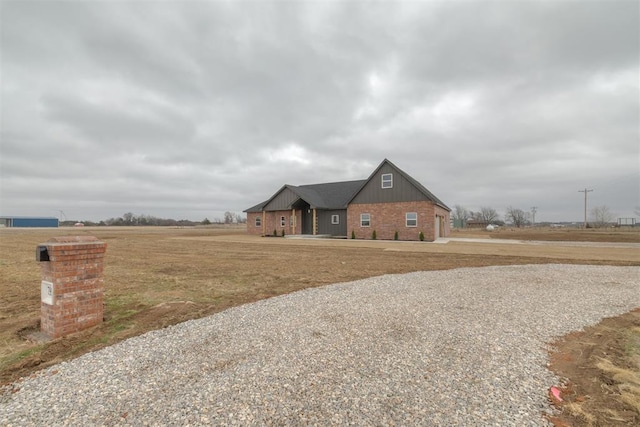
[578,188,593,228]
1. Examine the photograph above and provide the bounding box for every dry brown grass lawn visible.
[1,225,638,388]
[452,226,640,243]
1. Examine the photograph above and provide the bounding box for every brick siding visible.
[39,236,106,338]
[248,203,450,241]
[246,212,263,235]
[246,210,301,236]
[347,201,448,241]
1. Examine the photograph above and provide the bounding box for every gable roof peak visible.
[348,159,450,211]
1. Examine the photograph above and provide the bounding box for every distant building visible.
[0,216,59,228]
[466,219,489,229]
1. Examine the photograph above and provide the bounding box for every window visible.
[360,213,371,227]
[255,217,261,227]
[290,216,294,226]
[331,215,339,225]
[381,173,393,189]
[406,212,417,227]
[280,216,286,227]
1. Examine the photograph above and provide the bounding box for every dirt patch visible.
[548,308,640,426]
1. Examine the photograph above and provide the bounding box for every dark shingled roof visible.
[244,159,450,212]
[243,180,366,212]
[243,201,267,213]
[294,180,367,209]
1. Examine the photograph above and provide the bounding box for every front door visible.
[302,206,313,234]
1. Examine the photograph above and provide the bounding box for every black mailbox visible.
[36,246,50,262]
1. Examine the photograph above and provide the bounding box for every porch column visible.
[291,208,295,235]
[262,211,266,236]
[312,208,317,235]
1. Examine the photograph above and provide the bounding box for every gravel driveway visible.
[2,264,639,426]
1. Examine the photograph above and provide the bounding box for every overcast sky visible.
[1,1,638,223]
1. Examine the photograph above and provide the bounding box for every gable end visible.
[349,159,449,210]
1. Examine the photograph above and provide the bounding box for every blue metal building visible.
[0,216,59,228]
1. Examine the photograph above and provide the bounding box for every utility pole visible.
[530,206,537,227]
[578,188,593,228]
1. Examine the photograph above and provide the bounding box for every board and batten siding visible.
[316,210,347,236]
[263,187,298,211]
[350,163,429,205]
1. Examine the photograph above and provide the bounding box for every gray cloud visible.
[1,0,637,222]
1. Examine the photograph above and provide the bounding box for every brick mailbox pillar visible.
[36,236,107,339]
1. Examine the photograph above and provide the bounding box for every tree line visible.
[451,204,618,228]
[63,211,247,227]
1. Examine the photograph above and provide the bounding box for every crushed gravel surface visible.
[2,264,639,426]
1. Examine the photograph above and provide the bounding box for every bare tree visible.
[590,205,614,228]
[452,205,469,222]
[505,206,529,228]
[479,206,500,224]
[224,211,234,224]
[635,206,640,217]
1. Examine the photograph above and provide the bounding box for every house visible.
[244,159,450,241]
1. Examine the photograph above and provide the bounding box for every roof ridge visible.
[298,178,367,188]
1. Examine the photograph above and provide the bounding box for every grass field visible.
[1,225,639,424]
